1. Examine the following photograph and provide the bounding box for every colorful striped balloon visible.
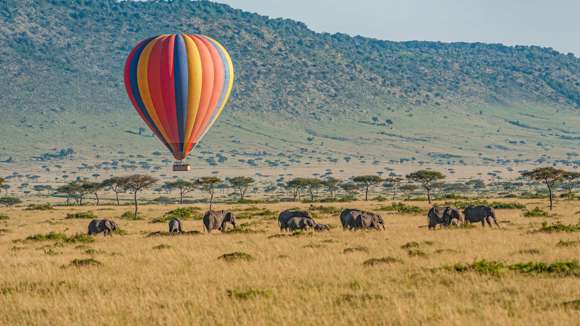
[124,34,234,160]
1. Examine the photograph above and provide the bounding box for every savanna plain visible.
[0,199,579,325]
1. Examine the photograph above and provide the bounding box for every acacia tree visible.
[353,175,382,201]
[286,178,309,201]
[383,177,403,200]
[339,182,359,198]
[561,171,580,198]
[521,167,564,210]
[197,177,222,210]
[323,177,341,199]
[406,170,445,204]
[102,177,126,206]
[56,182,81,206]
[122,175,158,216]
[164,179,196,204]
[81,181,104,206]
[303,178,323,201]
[400,184,418,200]
[228,176,255,201]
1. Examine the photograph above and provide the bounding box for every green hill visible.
[0,0,579,180]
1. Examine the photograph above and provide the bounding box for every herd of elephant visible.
[86,205,500,236]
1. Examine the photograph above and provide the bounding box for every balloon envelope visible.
[124,34,234,160]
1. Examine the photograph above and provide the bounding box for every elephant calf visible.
[314,223,331,232]
[88,219,117,236]
[278,210,312,232]
[168,218,183,233]
[203,210,236,233]
[286,217,316,231]
[427,206,461,229]
[464,206,499,228]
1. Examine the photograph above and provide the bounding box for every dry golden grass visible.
[0,199,579,325]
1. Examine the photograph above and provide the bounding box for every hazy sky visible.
[218,0,580,56]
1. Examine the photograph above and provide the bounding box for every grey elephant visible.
[203,210,236,233]
[314,223,331,232]
[355,213,385,230]
[278,210,311,232]
[464,206,499,228]
[340,209,383,230]
[286,217,316,231]
[427,207,462,229]
[168,218,183,233]
[88,219,117,236]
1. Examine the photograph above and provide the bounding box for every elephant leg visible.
[493,218,500,228]
[481,220,485,227]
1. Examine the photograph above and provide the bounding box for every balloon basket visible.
[173,163,191,172]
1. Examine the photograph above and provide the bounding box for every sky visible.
[218,0,580,56]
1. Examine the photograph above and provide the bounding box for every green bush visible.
[0,214,9,220]
[226,287,272,300]
[537,222,580,233]
[378,202,423,214]
[449,259,580,276]
[66,211,97,219]
[26,232,68,242]
[120,211,143,220]
[0,197,21,207]
[343,246,369,254]
[524,207,548,217]
[151,207,200,223]
[68,258,102,268]
[25,203,53,211]
[556,240,580,247]
[445,200,525,210]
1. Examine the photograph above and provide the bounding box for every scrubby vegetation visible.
[25,203,53,211]
[378,202,423,214]
[449,260,580,276]
[218,252,255,262]
[536,222,580,233]
[524,207,548,217]
[65,211,97,219]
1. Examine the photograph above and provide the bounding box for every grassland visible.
[0,199,579,325]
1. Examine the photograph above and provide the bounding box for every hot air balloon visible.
[124,34,234,171]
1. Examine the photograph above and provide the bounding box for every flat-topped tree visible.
[353,175,382,201]
[383,177,403,200]
[102,177,127,206]
[196,177,222,210]
[121,175,158,216]
[400,184,418,200]
[228,176,255,201]
[521,167,565,210]
[561,171,580,198]
[164,180,196,204]
[323,177,341,199]
[303,178,323,201]
[406,170,445,204]
[286,178,310,201]
[80,181,104,206]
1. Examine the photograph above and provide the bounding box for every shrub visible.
[218,252,255,262]
[524,207,548,217]
[65,211,97,219]
[25,203,53,211]
[537,222,580,233]
[25,232,94,244]
[407,249,428,257]
[378,202,422,214]
[450,260,506,275]
[556,240,580,247]
[401,241,420,249]
[510,261,579,276]
[120,211,143,220]
[0,197,21,207]
[0,214,8,220]
[151,207,201,223]
[344,246,369,254]
[363,257,402,266]
[226,288,272,300]
[65,233,95,243]
[445,200,525,210]
[152,244,172,250]
[67,258,102,268]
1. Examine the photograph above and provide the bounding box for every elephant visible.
[203,210,236,233]
[464,206,499,228]
[278,210,312,232]
[168,218,183,233]
[355,213,385,230]
[88,219,117,236]
[427,206,462,230]
[340,209,383,230]
[286,217,316,231]
[314,223,331,232]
